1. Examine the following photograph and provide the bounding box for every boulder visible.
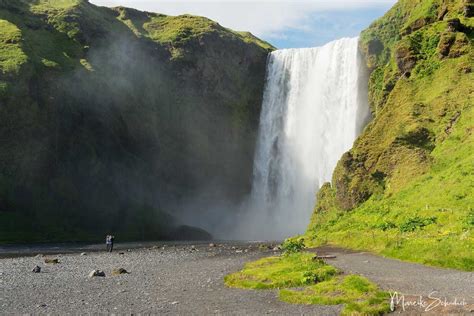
[111,268,129,276]
[447,19,462,32]
[464,0,474,17]
[88,270,106,277]
[32,266,41,273]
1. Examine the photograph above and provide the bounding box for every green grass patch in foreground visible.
[225,253,390,315]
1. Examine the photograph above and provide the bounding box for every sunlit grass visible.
[225,253,390,315]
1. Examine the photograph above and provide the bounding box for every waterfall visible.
[235,37,371,240]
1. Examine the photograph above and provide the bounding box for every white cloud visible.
[89,0,396,38]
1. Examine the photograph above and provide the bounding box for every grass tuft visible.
[225,253,390,315]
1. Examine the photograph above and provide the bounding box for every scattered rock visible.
[111,268,129,276]
[88,270,106,277]
[447,18,462,32]
[438,4,448,21]
[44,258,59,264]
[463,0,473,17]
[35,254,43,258]
[32,266,41,273]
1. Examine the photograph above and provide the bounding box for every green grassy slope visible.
[0,0,273,243]
[307,0,474,270]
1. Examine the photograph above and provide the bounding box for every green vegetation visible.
[0,19,28,74]
[0,0,272,243]
[224,253,338,289]
[225,253,390,315]
[281,237,306,254]
[280,275,389,316]
[308,0,474,271]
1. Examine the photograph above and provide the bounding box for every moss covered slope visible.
[307,0,474,270]
[0,0,273,243]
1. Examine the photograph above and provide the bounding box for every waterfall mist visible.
[217,37,371,240]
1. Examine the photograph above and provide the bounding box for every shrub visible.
[281,237,305,254]
[400,216,437,232]
[374,221,397,231]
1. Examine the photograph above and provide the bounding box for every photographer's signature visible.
[389,291,467,312]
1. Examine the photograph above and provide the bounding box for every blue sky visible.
[90,1,396,49]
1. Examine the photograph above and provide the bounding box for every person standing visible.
[106,235,111,252]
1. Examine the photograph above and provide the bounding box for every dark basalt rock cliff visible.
[0,0,273,242]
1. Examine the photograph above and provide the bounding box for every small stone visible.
[118,252,125,255]
[209,243,216,247]
[88,269,106,277]
[272,246,280,251]
[235,250,243,253]
[32,266,41,273]
[80,252,87,256]
[44,258,59,264]
[191,245,196,250]
[112,268,129,276]
[171,301,179,305]
[37,303,47,308]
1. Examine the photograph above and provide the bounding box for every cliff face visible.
[308,0,473,270]
[0,0,273,242]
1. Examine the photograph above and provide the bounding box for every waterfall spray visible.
[230,37,371,240]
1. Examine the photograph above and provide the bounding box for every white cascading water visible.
[233,37,371,240]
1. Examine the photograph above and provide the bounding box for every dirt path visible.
[0,243,472,315]
[314,247,474,314]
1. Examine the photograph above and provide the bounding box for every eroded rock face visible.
[314,0,473,217]
[438,32,470,58]
[395,45,417,76]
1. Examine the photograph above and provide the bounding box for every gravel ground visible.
[0,242,340,315]
[0,243,472,315]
